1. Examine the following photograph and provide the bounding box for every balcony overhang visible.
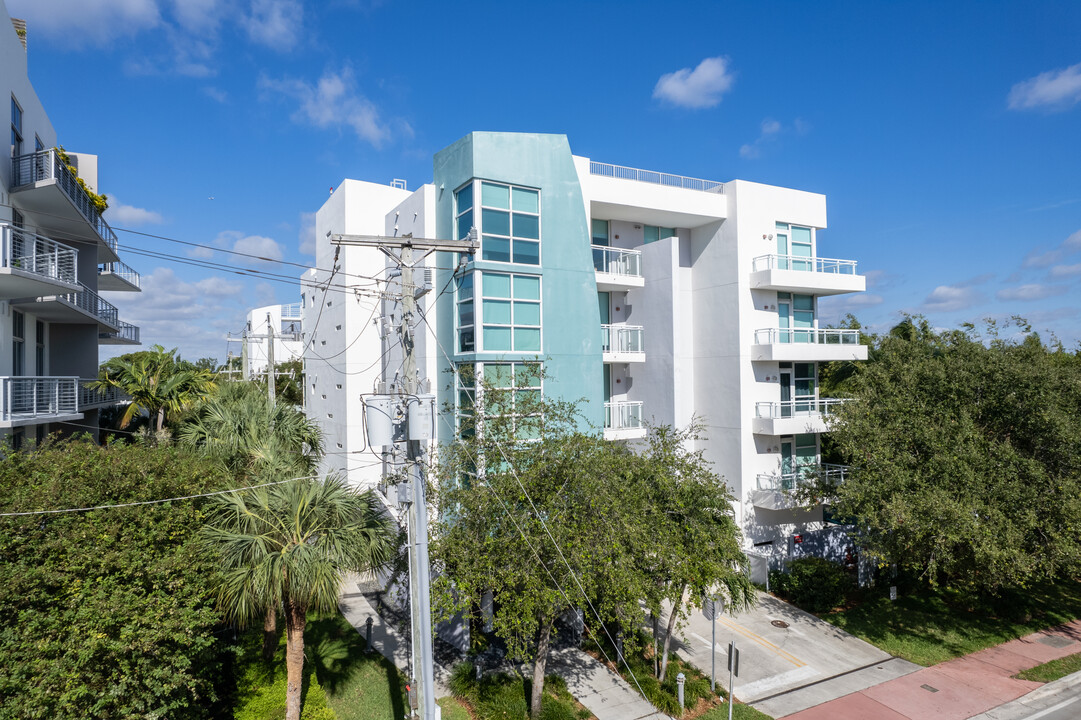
[595,271,645,292]
[602,350,646,363]
[604,426,647,441]
[99,322,140,345]
[751,343,868,363]
[750,268,865,296]
[0,410,84,428]
[13,295,120,331]
[0,267,80,300]
[752,415,831,436]
[9,183,119,264]
[97,268,141,292]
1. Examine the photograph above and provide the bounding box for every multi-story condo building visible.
[235,302,304,377]
[303,132,866,546]
[1,6,140,446]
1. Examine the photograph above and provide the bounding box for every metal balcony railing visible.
[280,302,303,319]
[98,260,141,288]
[756,463,850,491]
[0,223,78,284]
[752,254,858,275]
[755,398,847,420]
[601,324,644,354]
[592,245,642,278]
[79,378,129,407]
[589,160,725,194]
[10,150,119,252]
[754,328,861,345]
[99,321,139,343]
[604,401,643,430]
[0,376,79,422]
[58,283,119,326]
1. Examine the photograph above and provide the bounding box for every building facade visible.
[304,131,866,547]
[234,302,304,378]
[1,5,140,445]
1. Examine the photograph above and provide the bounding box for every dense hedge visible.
[0,438,234,719]
[770,557,854,613]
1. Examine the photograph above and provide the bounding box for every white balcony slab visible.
[751,342,868,362]
[750,267,865,296]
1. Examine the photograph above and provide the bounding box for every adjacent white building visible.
[236,302,304,377]
[0,5,140,446]
[303,131,866,549]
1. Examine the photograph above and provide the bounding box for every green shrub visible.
[448,661,477,698]
[538,699,576,720]
[771,557,853,613]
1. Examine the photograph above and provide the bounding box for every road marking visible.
[735,665,820,700]
[715,614,806,667]
[1026,696,1080,719]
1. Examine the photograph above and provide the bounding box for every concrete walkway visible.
[778,620,1081,720]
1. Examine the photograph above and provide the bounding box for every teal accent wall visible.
[433,132,602,442]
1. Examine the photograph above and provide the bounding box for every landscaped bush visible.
[770,557,854,613]
[445,663,589,720]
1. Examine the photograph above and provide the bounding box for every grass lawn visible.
[446,661,594,720]
[820,580,1081,666]
[697,702,774,720]
[1015,652,1081,683]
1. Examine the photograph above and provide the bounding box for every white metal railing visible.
[589,160,725,194]
[605,401,643,430]
[79,378,129,407]
[592,245,642,278]
[755,398,847,420]
[757,463,850,491]
[0,223,78,285]
[0,376,79,422]
[280,302,303,319]
[752,254,858,275]
[99,321,139,343]
[601,324,644,354]
[55,283,119,326]
[10,150,119,252]
[754,328,861,345]
[98,260,141,288]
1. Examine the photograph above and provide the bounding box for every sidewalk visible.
[778,619,1081,720]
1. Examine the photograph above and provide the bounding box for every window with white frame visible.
[775,221,813,270]
[456,361,543,440]
[480,181,540,265]
[455,183,473,241]
[456,272,475,352]
[480,272,540,352]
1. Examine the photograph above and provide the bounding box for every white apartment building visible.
[0,5,140,446]
[303,132,866,548]
[236,302,304,377]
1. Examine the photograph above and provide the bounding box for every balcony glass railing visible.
[757,463,850,492]
[752,254,858,275]
[99,321,139,343]
[10,150,119,252]
[605,401,643,430]
[755,398,847,420]
[592,245,642,278]
[280,302,303,320]
[0,223,78,285]
[601,324,644,354]
[98,260,141,288]
[754,328,861,345]
[0,376,79,422]
[589,160,725,194]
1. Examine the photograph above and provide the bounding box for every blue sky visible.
[8,0,1081,362]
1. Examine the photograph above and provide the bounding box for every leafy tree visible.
[0,439,233,719]
[92,345,216,431]
[192,357,220,372]
[199,476,397,720]
[818,316,1081,592]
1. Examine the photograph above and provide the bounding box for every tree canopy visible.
[93,345,217,431]
[819,316,1081,592]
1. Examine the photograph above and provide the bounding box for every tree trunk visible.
[530,618,554,720]
[658,584,686,681]
[156,407,165,432]
[262,606,279,662]
[284,601,307,720]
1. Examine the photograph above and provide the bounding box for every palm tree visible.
[92,345,216,431]
[200,476,396,720]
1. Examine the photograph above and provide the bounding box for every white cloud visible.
[818,293,885,323]
[169,0,236,34]
[1008,63,1081,111]
[1049,263,1081,278]
[245,0,303,50]
[653,56,735,109]
[203,86,229,103]
[105,197,164,226]
[996,284,1069,302]
[233,234,285,263]
[7,0,161,45]
[1023,229,1081,268]
[259,67,389,146]
[921,285,984,313]
[740,117,784,158]
[190,230,285,267]
[299,211,317,255]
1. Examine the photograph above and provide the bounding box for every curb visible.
[966,669,1081,720]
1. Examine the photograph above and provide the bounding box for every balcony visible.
[79,378,130,408]
[751,328,868,362]
[589,161,724,194]
[0,224,79,299]
[601,324,645,363]
[281,302,302,320]
[9,150,119,263]
[0,376,82,427]
[604,400,646,441]
[97,260,141,292]
[99,321,140,345]
[750,254,865,296]
[750,464,850,510]
[752,398,847,436]
[593,245,644,291]
[12,282,120,330]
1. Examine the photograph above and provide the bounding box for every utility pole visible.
[333,230,476,720]
[266,312,276,402]
[241,321,251,381]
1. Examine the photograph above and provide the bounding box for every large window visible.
[456,272,475,352]
[457,361,543,440]
[777,292,815,343]
[779,361,817,415]
[12,310,24,375]
[776,221,813,270]
[455,183,473,241]
[644,225,676,244]
[11,95,23,158]
[480,272,541,352]
[480,181,540,265]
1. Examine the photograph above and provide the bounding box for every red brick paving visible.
[779,620,1081,720]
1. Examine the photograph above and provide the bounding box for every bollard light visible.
[365,616,374,653]
[676,672,686,713]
